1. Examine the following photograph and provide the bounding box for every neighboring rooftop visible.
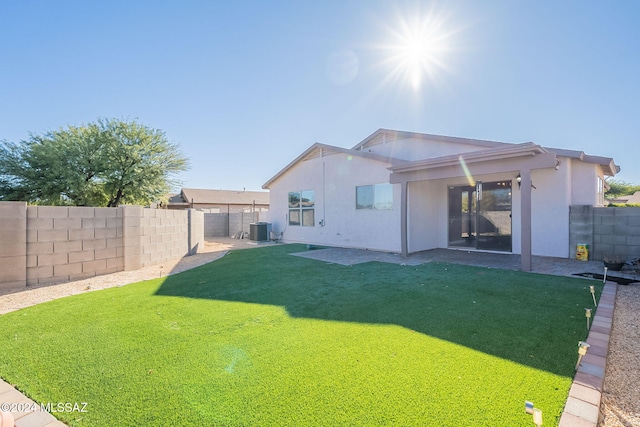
[608,190,640,205]
[169,188,270,207]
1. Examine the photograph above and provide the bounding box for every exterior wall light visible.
[516,173,522,188]
[576,341,590,370]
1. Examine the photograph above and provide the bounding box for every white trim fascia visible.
[389,142,547,173]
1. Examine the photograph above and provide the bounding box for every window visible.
[356,183,393,210]
[289,190,315,226]
[597,176,605,206]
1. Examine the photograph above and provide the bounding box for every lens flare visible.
[374,5,458,92]
[459,156,475,186]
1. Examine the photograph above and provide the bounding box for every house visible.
[263,129,619,271]
[608,190,640,205]
[167,188,269,213]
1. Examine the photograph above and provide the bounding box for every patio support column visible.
[520,170,532,271]
[400,180,408,257]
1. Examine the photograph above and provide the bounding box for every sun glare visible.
[376,7,455,91]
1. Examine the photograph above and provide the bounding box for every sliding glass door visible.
[448,181,512,251]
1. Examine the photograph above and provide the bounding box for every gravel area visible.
[0,240,246,314]
[600,284,640,427]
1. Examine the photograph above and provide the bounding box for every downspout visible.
[322,161,326,226]
[520,170,532,271]
[400,180,408,257]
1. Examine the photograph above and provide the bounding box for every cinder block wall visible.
[227,212,260,236]
[569,205,640,261]
[592,207,640,261]
[204,213,228,237]
[25,206,124,286]
[140,208,189,267]
[203,212,260,238]
[0,203,205,290]
[189,210,204,255]
[569,205,594,259]
[0,202,27,292]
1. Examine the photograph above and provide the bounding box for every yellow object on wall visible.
[576,243,589,261]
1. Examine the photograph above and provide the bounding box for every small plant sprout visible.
[590,285,597,307]
[576,341,590,370]
[585,308,592,329]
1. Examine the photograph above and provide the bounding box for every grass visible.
[0,244,601,426]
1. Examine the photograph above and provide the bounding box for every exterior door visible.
[448,185,476,248]
[448,181,512,251]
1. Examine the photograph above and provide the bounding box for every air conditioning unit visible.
[249,222,272,241]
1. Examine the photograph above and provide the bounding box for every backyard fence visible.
[204,212,260,238]
[569,205,640,261]
[0,202,204,293]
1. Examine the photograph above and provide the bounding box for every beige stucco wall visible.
[268,152,402,252]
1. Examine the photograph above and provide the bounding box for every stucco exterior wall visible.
[530,164,571,258]
[268,153,401,251]
[571,159,600,206]
[266,136,614,261]
[407,180,440,253]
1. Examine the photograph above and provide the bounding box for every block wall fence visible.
[203,212,260,238]
[0,202,204,293]
[569,205,640,261]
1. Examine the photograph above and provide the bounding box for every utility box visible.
[249,222,271,241]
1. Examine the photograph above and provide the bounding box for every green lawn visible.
[0,244,600,426]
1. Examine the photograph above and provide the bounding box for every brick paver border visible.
[558,281,617,426]
[0,379,66,426]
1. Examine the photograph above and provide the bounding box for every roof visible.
[175,188,270,205]
[546,148,620,176]
[610,190,640,204]
[353,128,511,151]
[262,142,403,189]
[263,129,620,188]
[389,142,548,173]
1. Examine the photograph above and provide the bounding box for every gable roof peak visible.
[352,128,513,151]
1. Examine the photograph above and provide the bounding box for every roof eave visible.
[389,143,547,173]
[352,128,512,151]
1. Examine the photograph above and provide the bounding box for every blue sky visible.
[1,0,639,192]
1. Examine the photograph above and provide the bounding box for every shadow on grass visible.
[156,244,597,377]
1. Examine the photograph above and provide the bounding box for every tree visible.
[605,179,640,199]
[0,118,190,207]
